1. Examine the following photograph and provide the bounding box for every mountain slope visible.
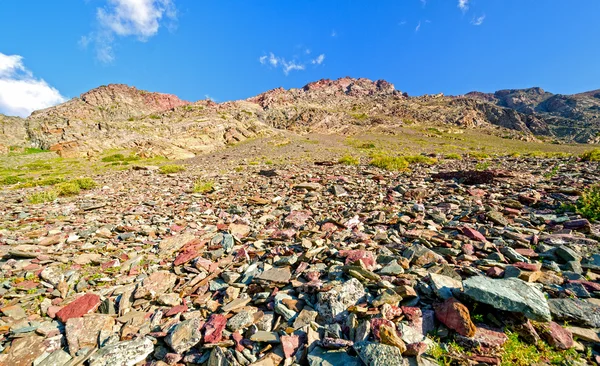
[467,87,600,143]
[2,78,598,159]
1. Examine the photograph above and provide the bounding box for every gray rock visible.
[353,341,404,366]
[548,298,600,328]
[378,260,404,275]
[429,273,462,300]
[89,337,154,366]
[308,346,361,366]
[36,349,72,366]
[316,278,366,323]
[463,276,551,321]
[165,318,202,354]
[555,246,581,263]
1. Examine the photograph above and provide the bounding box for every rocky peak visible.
[302,77,396,96]
[80,84,189,113]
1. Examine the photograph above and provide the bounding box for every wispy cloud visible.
[330,30,337,37]
[415,21,421,32]
[458,0,469,12]
[420,0,427,6]
[260,51,324,75]
[82,0,177,63]
[0,52,66,117]
[471,14,485,26]
[311,54,325,65]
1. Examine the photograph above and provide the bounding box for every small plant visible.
[404,155,437,165]
[444,153,462,160]
[338,155,359,165]
[72,177,98,190]
[580,148,600,162]
[27,190,58,204]
[350,113,368,120]
[101,153,139,163]
[149,114,161,120]
[127,117,135,121]
[193,179,214,193]
[576,184,600,221]
[501,331,580,365]
[55,182,81,196]
[369,155,409,171]
[1,176,25,185]
[469,151,490,160]
[472,314,484,322]
[543,165,560,179]
[159,165,185,174]
[475,161,491,171]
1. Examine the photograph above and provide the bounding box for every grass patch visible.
[369,155,409,171]
[101,153,139,163]
[72,177,98,190]
[193,179,214,194]
[475,161,491,171]
[580,148,600,162]
[1,176,26,185]
[27,190,58,204]
[576,184,600,221]
[338,155,359,166]
[159,165,185,174]
[444,153,462,160]
[23,161,53,171]
[55,182,81,196]
[404,155,437,165]
[469,151,490,160]
[501,331,580,366]
[16,177,65,189]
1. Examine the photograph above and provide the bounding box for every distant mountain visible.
[466,87,600,143]
[2,78,598,158]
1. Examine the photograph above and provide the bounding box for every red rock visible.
[486,267,504,278]
[281,335,300,359]
[434,298,477,337]
[55,293,101,323]
[164,304,188,317]
[16,280,38,290]
[513,262,541,271]
[460,227,487,242]
[231,331,244,352]
[462,244,475,255]
[458,325,508,349]
[401,306,422,322]
[503,207,521,216]
[204,314,227,343]
[404,342,428,356]
[174,250,200,266]
[370,318,395,341]
[536,321,574,350]
[568,280,600,292]
[338,250,376,270]
[469,355,500,365]
[47,306,62,318]
[382,304,403,319]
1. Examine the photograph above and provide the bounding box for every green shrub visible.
[193,179,214,193]
[576,184,600,220]
[369,155,409,171]
[27,190,58,204]
[469,151,490,160]
[16,177,65,189]
[475,161,491,171]
[404,155,437,165]
[159,165,185,174]
[501,332,580,366]
[102,153,125,162]
[23,162,52,171]
[55,182,81,196]
[1,176,25,185]
[72,177,98,190]
[444,153,462,160]
[580,149,600,162]
[338,155,359,165]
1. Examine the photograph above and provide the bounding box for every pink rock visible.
[434,298,477,337]
[164,304,188,317]
[514,248,538,258]
[231,331,244,352]
[370,318,395,341]
[486,267,504,278]
[404,342,428,356]
[338,250,376,270]
[281,335,300,359]
[204,314,227,343]
[401,306,422,322]
[460,227,487,242]
[382,304,403,319]
[537,322,574,350]
[458,325,508,349]
[174,250,200,266]
[55,293,101,323]
[462,244,475,255]
[569,280,600,292]
[513,262,541,271]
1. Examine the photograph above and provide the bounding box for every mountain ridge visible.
[2,78,599,159]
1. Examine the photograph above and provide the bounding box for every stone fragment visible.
[204,314,227,343]
[429,273,463,300]
[316,278,366,323]
[89,337,154,366]
[55,293,101,323]
[534,321,574,350]
[165,318,202,354]
[66,314,115,355]
[134,271,177,299]
[256,267,292,283]
[307,346,361,366]
[463,276,551,321]
[548,298,600,328]
[434,298,477,337]
[353,341,404,366]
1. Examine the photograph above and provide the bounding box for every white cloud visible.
[260,52,317,75]
[83,0,177,63]
[458,0,469,12]
[331,30,337,37]
[311,54,325,65]
[415,21,421,32]
[471,14,485,25]
[0,53,66,117]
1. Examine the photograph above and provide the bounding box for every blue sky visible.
[1,0,599,116]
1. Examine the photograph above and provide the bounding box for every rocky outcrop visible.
[0,114,27,153]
